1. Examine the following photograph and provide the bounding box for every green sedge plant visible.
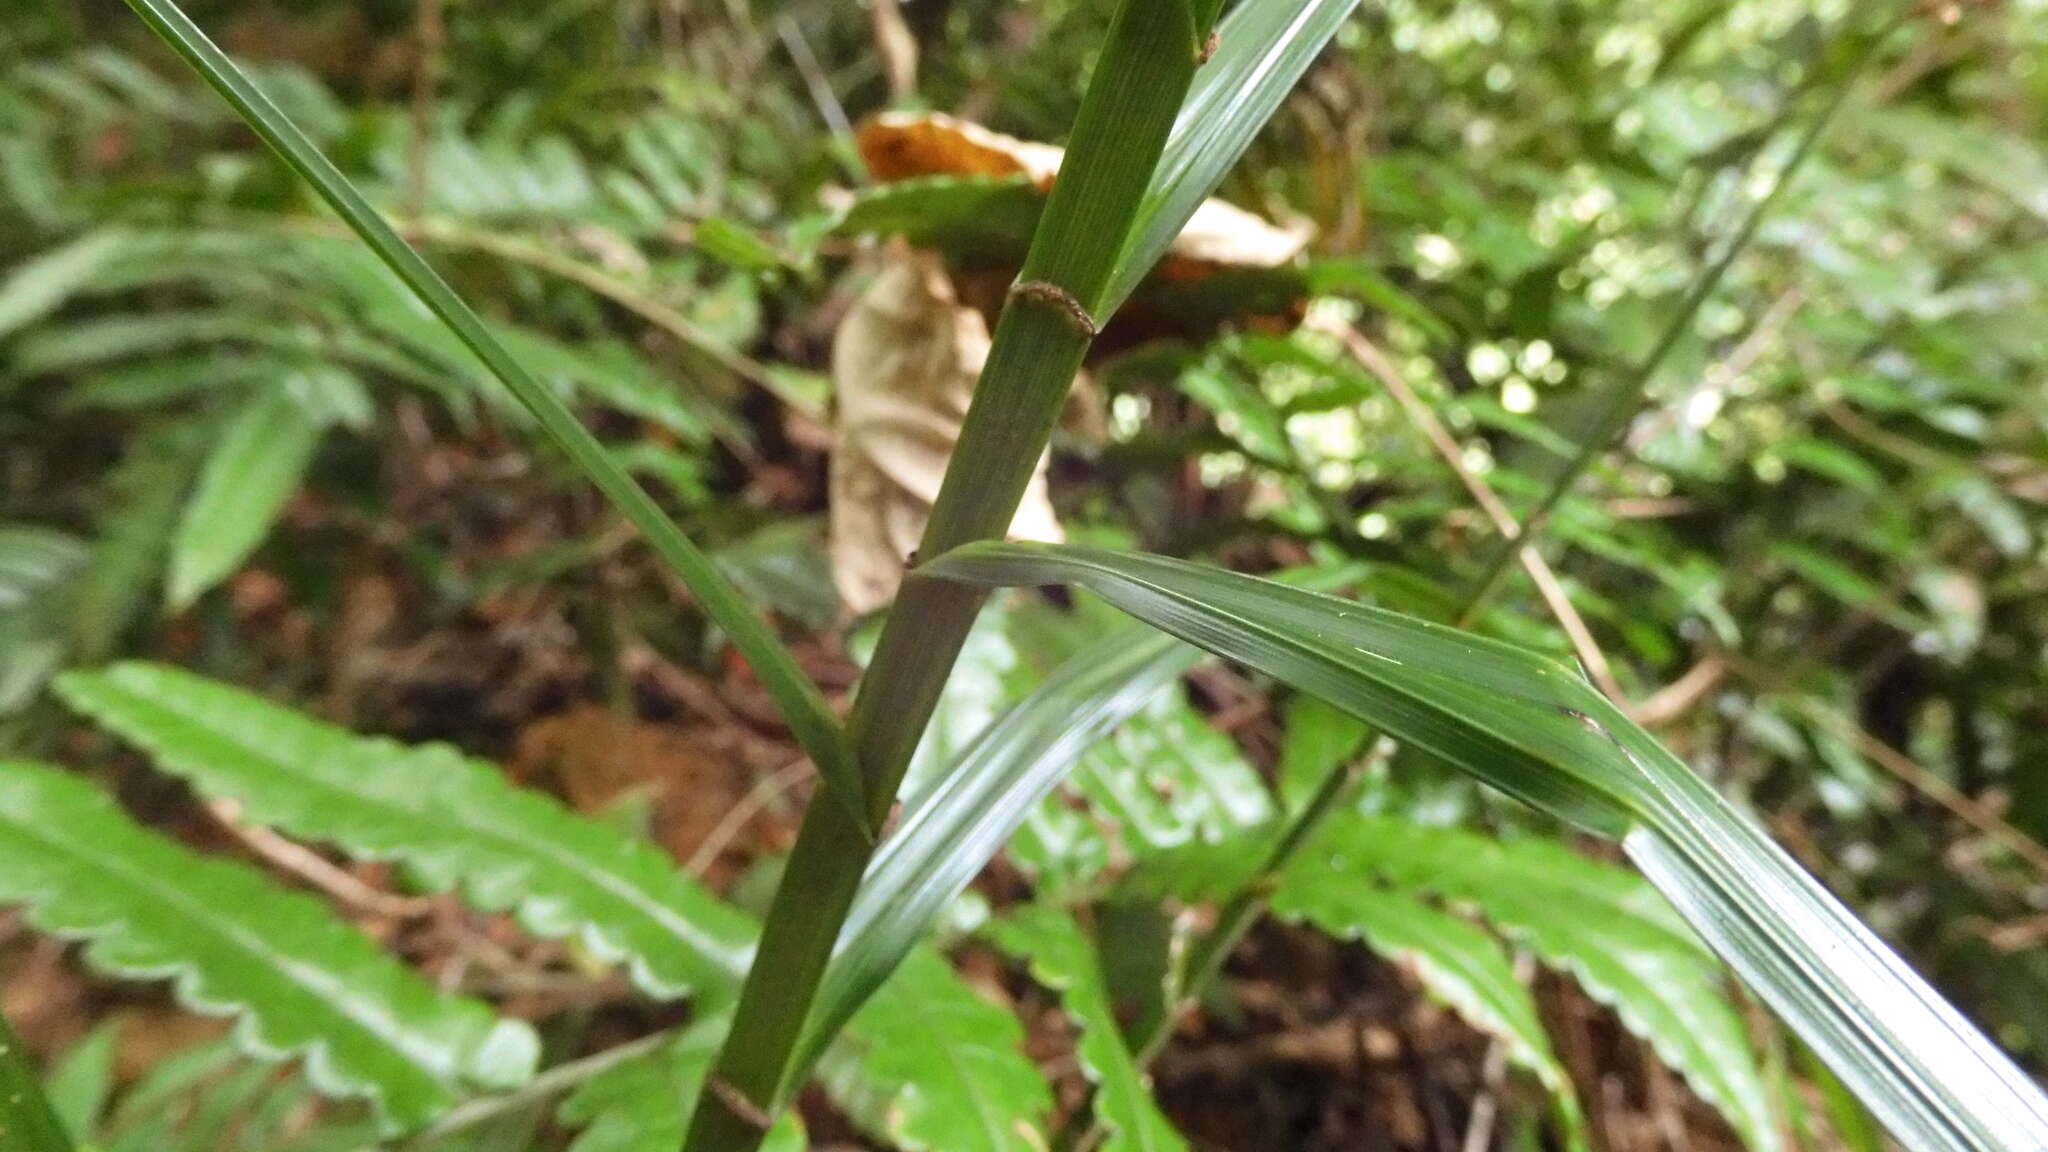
[0,1,2041,1151]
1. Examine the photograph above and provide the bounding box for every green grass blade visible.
[923,540,2048,1152]
[1103,0,1361,313]
[795,626,1194,1077]
[1460,22,1882,611]
[0,1009,73,1152]
[117,0,861,825]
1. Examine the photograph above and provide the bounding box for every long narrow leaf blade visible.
[117,0,862,824]
[1103,0,1360,312]
[0,1009,73,1152]
[799,625,1194,1074]
[922,540,2048,1152]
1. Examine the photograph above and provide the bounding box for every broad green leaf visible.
[818,948,1053,1152]
[165,386,325,611]
[1266,866,1577,1125]
[560,1018,803,1152]
[1276,693,1370,812]
[832,175,1044,266]
[923,541,2048,1152]
[1297,815,1769,1150]
[56,662,756,1002]
[0,761,536,1132]
[987,908,1185,1152]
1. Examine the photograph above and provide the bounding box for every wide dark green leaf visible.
[0,760,537,1132]
[923,540,2048,1152]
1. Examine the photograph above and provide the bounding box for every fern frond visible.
[58,662,1055,1147]
[0,761,536,1132]
[987,908,1184,1152]
[817,947,1054,1152]
[57,662,756,1002]
[1296,815,1774,1151]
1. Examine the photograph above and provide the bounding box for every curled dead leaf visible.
[829,246,1063,616]
[854,111,1312,274]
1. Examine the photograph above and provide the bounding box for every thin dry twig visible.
[207,799,436,919]
[685,757,816,876]
[868,0,918,101]
[1798,704,2048,877]
[406,0,445,219]
[1329,322,1630,704]
[1630,655,1727,728]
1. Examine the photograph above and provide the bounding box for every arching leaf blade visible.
[923,540,2048,1152]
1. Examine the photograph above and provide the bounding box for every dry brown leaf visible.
[857,111,1063,187]
[854,111,1312,273]
[829,246,1062,615]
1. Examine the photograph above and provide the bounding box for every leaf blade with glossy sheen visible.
[118,0,860,827]
[1103,0,1361,312]
[923,540,2048,1152]
[801,624,1194,1076]
[818,948,1053,1152]
[0,760,536,1132]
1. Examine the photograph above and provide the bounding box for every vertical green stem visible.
[682,4,1214,1149]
